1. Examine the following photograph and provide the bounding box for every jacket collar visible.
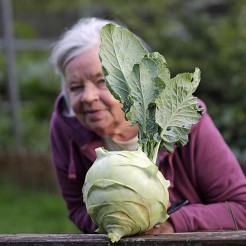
[54,93,104,170]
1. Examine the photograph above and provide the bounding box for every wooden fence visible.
[0,151,58,192]
[0,231,246,246]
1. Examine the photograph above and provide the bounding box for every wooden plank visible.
[0,231,246,246]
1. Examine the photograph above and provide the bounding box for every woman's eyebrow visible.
[92,72,104,79]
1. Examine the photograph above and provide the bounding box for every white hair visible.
[50,17,114,75]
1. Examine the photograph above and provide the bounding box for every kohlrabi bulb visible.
[82,147,170,243]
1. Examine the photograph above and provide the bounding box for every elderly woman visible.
[50,17,246,234]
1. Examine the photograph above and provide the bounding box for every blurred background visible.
[0,0,245,233]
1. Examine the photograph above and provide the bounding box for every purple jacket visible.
[50,93,246,233]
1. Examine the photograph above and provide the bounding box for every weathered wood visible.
[0,231,246,246]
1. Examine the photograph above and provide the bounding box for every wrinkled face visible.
[64,44,134,139]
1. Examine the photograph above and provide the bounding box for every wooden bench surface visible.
[0,231,246,246]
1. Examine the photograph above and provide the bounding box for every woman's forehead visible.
[62,43,100,72]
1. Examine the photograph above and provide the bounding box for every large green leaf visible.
[126,54,170,143]
[99,24,148,112]
[99,24,172,143]
[155,68,202,152]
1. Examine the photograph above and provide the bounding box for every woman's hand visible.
[145,202,174,234]
[145,220,175,234]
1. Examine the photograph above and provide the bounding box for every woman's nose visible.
[80,82,99,103]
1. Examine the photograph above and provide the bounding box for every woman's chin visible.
[87,123,112,137]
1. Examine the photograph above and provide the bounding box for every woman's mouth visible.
[85,109,105,121]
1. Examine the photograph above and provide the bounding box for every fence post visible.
[1,0,22,151]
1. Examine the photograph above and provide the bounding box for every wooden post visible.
[0,231,246,246]
[1,0,22,151]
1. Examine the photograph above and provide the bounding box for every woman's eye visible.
[97,79,106,88]
[70,85,83,92]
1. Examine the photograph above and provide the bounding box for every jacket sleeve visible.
[50,112,97,233]
[169,109,246,232]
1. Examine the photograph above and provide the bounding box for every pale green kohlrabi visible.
[82,148,170,243]
[82,24,203,243]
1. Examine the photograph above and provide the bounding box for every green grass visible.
[0,183,80,233]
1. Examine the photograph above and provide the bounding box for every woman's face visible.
[64,44,137,140]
